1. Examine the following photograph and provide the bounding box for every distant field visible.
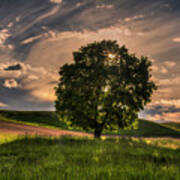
[0,110,180,138]
[0,136,179,180]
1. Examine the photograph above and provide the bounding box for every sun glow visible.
[108,53,116,59]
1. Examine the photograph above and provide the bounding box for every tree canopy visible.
[55,40,157,138]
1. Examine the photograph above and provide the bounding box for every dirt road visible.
[0,120,92,137]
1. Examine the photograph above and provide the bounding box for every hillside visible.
[0,110,67,129]
[163,122,180,131]
[119,120,180,137]
[0,110,180,138]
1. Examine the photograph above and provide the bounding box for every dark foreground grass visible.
[0,136,180,180]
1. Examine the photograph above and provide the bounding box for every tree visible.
[55,40,157,138]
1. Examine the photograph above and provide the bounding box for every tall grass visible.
[0,136,179,180]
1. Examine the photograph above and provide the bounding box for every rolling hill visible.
[0,110,180,138]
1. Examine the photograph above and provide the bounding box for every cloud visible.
[163,61,176,68]
[50,0,62,4]
[0,102,8,108]
[27,75,39,81]
[0,0,179,111]
[8,22,14,28]
[151,61,176,75]
[136,32,144,36]
[124,15,144,22]
[151,64,168,74]
[0,61,58,101]
[150,99,180,109]
[29,84,56,102]
[18,6,60,35]
[4,64,22,71]
[0,29,11,50]
[21,30,57,45]
[124,28,132,36]
[26,23,146,68]
[3,79,19,88]
[21,35,43,45]
[147,112,180,123]
[159,76,180,86]
[16,16,21,22]
[96,4,113,9]
[172,37,180,43]
[160,67,168,74]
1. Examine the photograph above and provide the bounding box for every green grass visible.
[0,110,67,129]
[0,134,19,144]
[163,122,180,131]
[0,136,179,180]
[0,110,180,138]
[117,120,180,138]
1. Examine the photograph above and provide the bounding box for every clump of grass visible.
[0,136,179,180]
[0,134,19,144]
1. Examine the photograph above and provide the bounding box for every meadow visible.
[0,110,180,180]
[0,136,180,180]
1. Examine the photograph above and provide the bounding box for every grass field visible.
[0,110,180,179]
[0,110,180,138]
[0,136,179,180]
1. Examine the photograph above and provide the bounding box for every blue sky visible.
[0,0,180,122]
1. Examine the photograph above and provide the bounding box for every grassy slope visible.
[163,122,180,131]
[0,136,179,180]
[119,120,180,137]
[0,110,180,137]
[0,110,67,129]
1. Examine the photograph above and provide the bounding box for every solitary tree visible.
[55,40,157,138]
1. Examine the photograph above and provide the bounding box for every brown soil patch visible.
[0,120,92,137]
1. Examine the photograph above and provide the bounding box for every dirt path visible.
[0,120,92,137]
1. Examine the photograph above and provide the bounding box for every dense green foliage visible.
[55,40,157,138]
[0,136,179,180]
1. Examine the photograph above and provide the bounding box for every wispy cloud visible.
[18,6,60,35]
[151,99,180,108]
[3,79,19,88]
[0,102,8,108]
[21,35,43,45]
[96,4,113,9]
[147,112,180,123]
[163,61,176,68]
[172,37,180,43]
[124,15,144,22]
[50,0,62,4]
[0,29,12,50]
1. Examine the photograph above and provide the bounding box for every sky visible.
[0,0,180,123]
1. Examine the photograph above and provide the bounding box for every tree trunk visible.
[94,128,102,139]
